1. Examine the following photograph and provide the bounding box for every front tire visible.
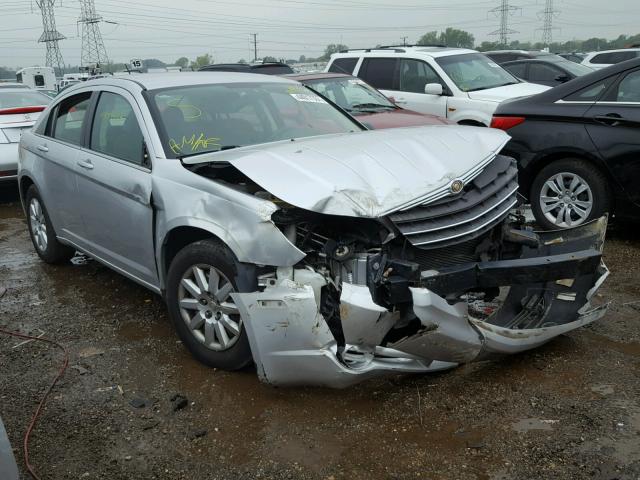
[166,239,252,370]
[530,159,611,230]
[25,185,74,264]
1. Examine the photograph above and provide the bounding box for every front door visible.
[584,68,640,206]
[393,59,448,117]
[74,88,159,290]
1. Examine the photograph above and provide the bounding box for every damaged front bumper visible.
[232,217,609,388]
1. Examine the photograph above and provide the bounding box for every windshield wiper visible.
[351,103,395,110]
[177,146,241,160]
[467,81,519,92]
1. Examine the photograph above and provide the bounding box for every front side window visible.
[307,77,395,113]
[328,58,358,75]
[359,58,398,90]
[528,63,563,83]
[398,59,442,93]
[592,51,636,64]
[34,75,45,87]
[52,92,92,145]
[91,92,145,165]
[436,53,519,92]
[504,62,527,79]
[149,82,361,158]
[615,70,640,102]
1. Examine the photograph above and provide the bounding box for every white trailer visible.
[16,67,56,91]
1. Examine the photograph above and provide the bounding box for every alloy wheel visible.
[29,198,48,252]
[178,264,242,351]
[539,172,593,228]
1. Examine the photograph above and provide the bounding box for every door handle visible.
[77,159,94,170]
[36,145,48,153]
[594,113,626,126]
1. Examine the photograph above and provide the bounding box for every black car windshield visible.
[305,77,395,113]
[436,53,519,92]
[0,91,51,108]
[150,82,362,158]
[546,58,594,76]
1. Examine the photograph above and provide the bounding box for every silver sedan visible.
[18,73,608,388]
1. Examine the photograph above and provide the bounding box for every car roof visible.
[506,57,640,103]
[285,72,351,81]
[485,50,552,55]
[65,72,297,91]
[0,83,30,89]
[332,46,478,59]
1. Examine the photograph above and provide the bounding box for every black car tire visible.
[166,239,252,371]
[530,158,611,230]
[25,185,75,264]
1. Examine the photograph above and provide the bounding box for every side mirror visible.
[555,74,570,83]
[386,96,397,104]
[424,83,444,95]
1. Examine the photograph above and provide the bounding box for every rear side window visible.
[52,92,92,145]
[504,62,527,78]
[359,58,398,90]
[591,51,636,64]
[328,58,358,74]
[90,92,145,165]
[564,78,614,102]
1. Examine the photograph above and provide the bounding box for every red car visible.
[286,72,449,128]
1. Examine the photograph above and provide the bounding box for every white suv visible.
[581,48,640,70]
[326,46,549,126]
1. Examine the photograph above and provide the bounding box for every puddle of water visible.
[511,418,557,432]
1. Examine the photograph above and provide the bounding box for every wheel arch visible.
[520,151,615,207]
[19,175,35,209]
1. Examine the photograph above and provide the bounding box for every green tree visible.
[417,31,439,46]
[262,56,278,63]
[191,54,213,68]
[319,44,348,61]
[440,27,474,48]
[174,57,189,68]
[237,58,247,64]
[298,55,306,63]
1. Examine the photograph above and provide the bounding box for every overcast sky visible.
[0,0,638,67]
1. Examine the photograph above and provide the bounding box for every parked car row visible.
[16,66,610,387]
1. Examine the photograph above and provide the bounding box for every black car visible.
[557,52,587,63]
[199,62,294,75]
[492,58,640,229]
[484,50,562,63]
[501,58,594,87]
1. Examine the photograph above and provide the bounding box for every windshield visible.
[0,91,51,109]
[436,53,519,92]
[547,58,594,76]
[150,82,361,158]
[305,77,395,113]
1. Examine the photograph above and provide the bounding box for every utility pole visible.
[489,0,520,47]
[539,0,559,47]
[402,36,408,47]
[78,0,109,68]
[35,0,65,77]
[252,33,258,62]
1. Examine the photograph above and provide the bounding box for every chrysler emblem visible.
[450,179,464,194]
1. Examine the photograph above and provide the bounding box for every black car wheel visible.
[166,239,252,370]
[25,185,75,264]
[530,159,611,230]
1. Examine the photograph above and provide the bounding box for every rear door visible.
[74,87,158,289]
[33,91,93,243]
[584,67,640,205]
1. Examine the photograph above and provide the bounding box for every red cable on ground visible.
[0,327,69,480]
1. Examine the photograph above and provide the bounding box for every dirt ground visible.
[1,183,639,480]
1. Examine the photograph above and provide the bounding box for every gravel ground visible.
[1,184,639,480]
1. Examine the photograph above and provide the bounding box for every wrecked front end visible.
[231,153,609,388]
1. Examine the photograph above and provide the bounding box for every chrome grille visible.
[389,155,518,250]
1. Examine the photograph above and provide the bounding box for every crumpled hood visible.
[186,126,510,218]
[467,82,550,103]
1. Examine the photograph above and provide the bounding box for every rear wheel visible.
[25,185,74,264]
[166,239,252,370]
[530,158,611,230]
